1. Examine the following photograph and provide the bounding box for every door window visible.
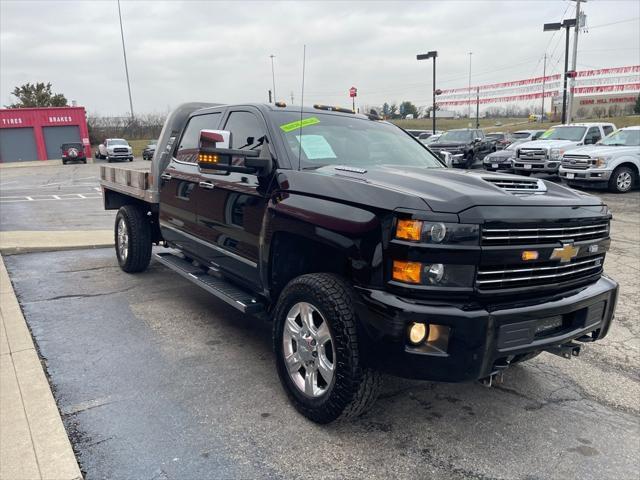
[175,112,222,163]
[585,127,602,144]
[223,111,266,150]
[603,125,614,136]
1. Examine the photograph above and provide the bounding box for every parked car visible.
[485,132,514,150]
[61,142,87,165]
[421,133,441,145]
[95,138,133,162]
[142,142,157,161]
[559,126,640,193]
[429,128,494,168]
[100,102,618,423]
[513,123,616,176]
[406,129,430,138]
[482,141,520,172]
[510,129,546,143]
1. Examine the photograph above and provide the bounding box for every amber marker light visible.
[395,219,423,241]
[522,250,539,261]
[392,260,422,284]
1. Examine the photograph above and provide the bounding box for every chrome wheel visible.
[617,171,632,192]
[282,302,335,398]
[117,217,129,261]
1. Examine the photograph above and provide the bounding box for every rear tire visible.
[273,273,381,424]
[115,205,152,273]
[608,166,635,193]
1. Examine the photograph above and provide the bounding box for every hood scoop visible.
[481,175,547,195]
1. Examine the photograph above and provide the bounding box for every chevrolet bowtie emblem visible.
[550,243,580,263]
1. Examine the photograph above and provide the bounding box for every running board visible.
[154,252,264,315]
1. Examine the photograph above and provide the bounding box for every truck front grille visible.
[518,148,547,160]
[114,148,129,153]
[477,255,604,290]
[482,221,609,246]
[562,155,592,170]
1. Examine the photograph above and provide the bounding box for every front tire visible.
[115,205,152,273]
[273,273,381,424]
[609,166,635,193]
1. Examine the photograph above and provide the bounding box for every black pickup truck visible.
[430,128,495,168]
[100,102,618,423]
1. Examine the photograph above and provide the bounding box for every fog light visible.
[424,263,445,284]
[408,322,428,345]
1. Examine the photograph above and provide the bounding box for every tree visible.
[399,101,418,118]
[575,107,588,119]
[382,102,391,117]
[8,82,68,108]
[634,93,640,115]
[388,103,399,119]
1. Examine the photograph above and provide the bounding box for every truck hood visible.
[298,165,603,215]
[518,139,579,150]
[563,145,638,156]
[430,142,469,149]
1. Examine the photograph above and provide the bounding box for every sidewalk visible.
[0,230,113,255]
[0,255,82,479]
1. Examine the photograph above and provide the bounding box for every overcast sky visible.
[1,0,638,116]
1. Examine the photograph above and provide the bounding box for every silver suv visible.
[559,126,640,193]
[513,123,616,175]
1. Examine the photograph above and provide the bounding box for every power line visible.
[588,17,640,29]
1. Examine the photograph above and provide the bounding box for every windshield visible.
[486,133,505,140]
[599,129,640,146]
[540,126,586,141]
[438,130,474,142]
[107,139,128,146]
[275,112,443,169]
[512,132,531,139]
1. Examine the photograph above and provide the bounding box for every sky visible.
[1,0,638,116]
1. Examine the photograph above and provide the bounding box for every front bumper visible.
[483,158,513,171]
[559,167,612,183]
[513,159,560,173]
[355,276,618,382]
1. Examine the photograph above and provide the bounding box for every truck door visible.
[194,109,269,289]
[158,112,222,254]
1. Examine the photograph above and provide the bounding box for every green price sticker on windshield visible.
[280,117,320,132]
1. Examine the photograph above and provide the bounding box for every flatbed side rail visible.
[100,164,159,204]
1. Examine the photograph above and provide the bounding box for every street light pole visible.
[543,19,576,124]
[567,0,585,122]
[117,0,134,120]
[417,50,438,134]
[269,54,277,103]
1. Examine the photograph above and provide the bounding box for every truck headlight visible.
[392,261,475,287]
[395,219,479,245]
[592,156,610,168]
[550,148,564,160]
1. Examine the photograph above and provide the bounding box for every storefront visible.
[0,107,91,162]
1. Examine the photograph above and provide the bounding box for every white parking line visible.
[0,193,102,203]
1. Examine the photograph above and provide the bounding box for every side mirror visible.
[197,130,273,176]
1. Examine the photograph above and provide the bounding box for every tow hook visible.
[545,342,581,359]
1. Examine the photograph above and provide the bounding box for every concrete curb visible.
[0,230,113,255]
[0,255,83,480]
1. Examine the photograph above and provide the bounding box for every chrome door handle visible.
[199,181,215,190]
[160,173,172,181]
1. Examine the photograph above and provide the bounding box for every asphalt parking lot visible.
[2,163,639,479]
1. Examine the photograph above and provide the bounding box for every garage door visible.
[0,128,39,162]
[43,125,81,160]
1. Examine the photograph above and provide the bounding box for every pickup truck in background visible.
[429,128,494,168]
[482,129,547,173]
[559,126,640,193]
[96,138,134,162]
[513,123,616,176]
[100,102,618,423]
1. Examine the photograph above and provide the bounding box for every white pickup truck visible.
[559,126,640,193]
[513,123,616,176]
[95,138,134,163]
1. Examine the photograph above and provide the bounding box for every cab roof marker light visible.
[313,104,355,114]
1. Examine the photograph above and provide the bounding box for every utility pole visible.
[475,87,480,128]
[269,54,277,103]
[268,90,272,103]
[290,91,294,105]
[541,53,547,118]
[416,51,438,134]
[567,0,585,123]
[468,52,473,121]
[117,0,134,120]
[544,19,576,124]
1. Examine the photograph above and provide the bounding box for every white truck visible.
[95,138,134,162]
[513,123,616,176]
[559,126,640,193]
